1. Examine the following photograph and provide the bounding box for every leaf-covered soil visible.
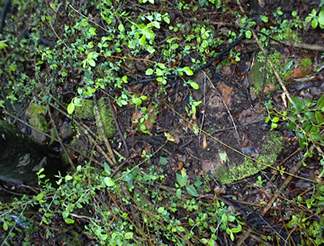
[0,0,323,245]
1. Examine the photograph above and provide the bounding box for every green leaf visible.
[176,172,188,187]
[260,15,269,23]
[3,221,8,231]
[317,96,324,111]
[319,9,324,28]
[311,18,318,29]
[188,80,200,90]
[231,224,242,233]
[131,97,142,106]
[176,188,182,199]
[245,30,252,39]
[272,116,280,123]
[118,23,125,32]
[64,218,75,224]
[183,66,194,76]
[103,177,115,187]
[151,21,160,29]
[159,156,168,166]
[67,101,75,115]
[64,175,73,182]
[186,184,199,197]
[0,40,8,50]
[88,59,96,67]
[315,112,323,124]
[103,162,111,175]
[145,68,154,75]
[125,232,133,240]
[292,96,304,112]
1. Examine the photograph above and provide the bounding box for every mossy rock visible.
[74,97,116,139]
[74,99,95,119]
[96,97,116,139]
[26,103,48,132]
[214,132,283,184]
[249,52,287,96]
[26,102,48,143]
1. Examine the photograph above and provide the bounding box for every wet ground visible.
[0,0,323,244]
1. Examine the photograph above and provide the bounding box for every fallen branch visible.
[237,159,304,245]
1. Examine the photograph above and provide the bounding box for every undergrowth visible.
[0,0,323,245]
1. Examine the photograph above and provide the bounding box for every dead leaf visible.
[287,66,312,80]
[131,110,143,125]
[217,82,233,106]
[202,134,208,149]
[164,132,180,144]
[201,160,216,174]
[263,83,276,94]
[238,107,264,125]
[177,161,184,171]
[144,104,158,131]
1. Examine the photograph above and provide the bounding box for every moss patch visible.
[74,97,116,139]
[97,97,116,139]
[249,52,288,96]
[215,132,283,184]
[74,99,95,119]
[26,103,48,132]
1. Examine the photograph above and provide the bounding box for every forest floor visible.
[0,0,323,245]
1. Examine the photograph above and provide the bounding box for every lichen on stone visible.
[215,131,283,184]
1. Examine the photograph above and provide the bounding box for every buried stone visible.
[74,97,116,139]
[0,120,67,185]
[213,131,283,184]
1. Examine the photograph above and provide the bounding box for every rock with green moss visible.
[214,132,283,184]
[96,97,116,139]
[74,99,95,119]
[26,102,48,143]
[249,52,287,96]
[74,97,116,139]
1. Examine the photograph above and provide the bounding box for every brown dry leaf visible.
[144,104,158,131]
[131,110,143,125]
[201,156,221,175]
[164,132,180,144]
[238,107,264,125]
[217,82,233,106]
[263,83,276,94]
[177,161,184,171]
[287,67,312,80]
[202,134,208,149]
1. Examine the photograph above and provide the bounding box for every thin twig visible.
[48,109,75,169]
[107,96,130,157]
[165,102,318,183]
[68,3,108,32]
[93,96,117,165]
[198,72,207,143]
[3,109,102,166]
[204,71,240,144]
[237,159,304,245]
[48,101,114,166]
